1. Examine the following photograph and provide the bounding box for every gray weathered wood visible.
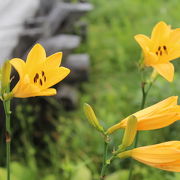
[42,2,93,37]
[64,53,90,82]
[38,34,81,56]
[56,84,79,110]
[13,28,43,58]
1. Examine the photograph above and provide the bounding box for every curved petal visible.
[30,88,57,97]
[45,52,63,67]
[169,28,180,44]
[134,96,178,118]
[152,62,174,82]
[137,113,180,130]
[12,75,40,98]
[168,44,180,61]
[134,34,152,50]
[106,96,178,134]
[10,58,26,78]
[151,21,171,42]
[118,141,180,172]
[26,44,46,68]
[132,141,180,163]
[133,158,180,172]
[43,67,70,89]
[144,50,158,66]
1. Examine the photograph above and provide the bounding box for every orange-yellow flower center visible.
[155,45,168,57]
[33,71,47,86]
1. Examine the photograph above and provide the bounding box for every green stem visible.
[3,98,11,180]
[100,136,109,180]
[128,81,152,180]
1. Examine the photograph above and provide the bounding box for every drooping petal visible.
[152,62,174,82]
[26,44,46,69]
[10,58,26,78]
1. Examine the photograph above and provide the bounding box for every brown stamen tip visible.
[156,51,158,56]
[34,73,39,83]
[163,45,167,50]
[158,46,161,51]
[160,50,162,56]
[40,79,43,86]
[42,71,45,76]
[44,76,46,82]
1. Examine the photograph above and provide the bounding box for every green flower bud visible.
[84,103,104,132]
[1,61,11,94]
[120,115,137,149]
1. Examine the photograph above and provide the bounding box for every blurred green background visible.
[2,0,180,179]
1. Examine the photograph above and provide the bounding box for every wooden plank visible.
[56,84,79,110]
[42,2,93,37]
[38,34,81,56]
[64,53,90,82]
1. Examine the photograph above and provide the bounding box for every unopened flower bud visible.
[84,103,104,132]
[1,61,11,93]
[120,115,137,149]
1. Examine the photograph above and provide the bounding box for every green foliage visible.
[0,162,37,180]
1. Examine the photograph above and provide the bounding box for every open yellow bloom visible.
[118,141,180,172]
[10,44,70,98]
[135,21,180,82]
[107,96,180,134]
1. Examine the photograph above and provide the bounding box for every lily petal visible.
[45,52,63,67]
[26,44,46,69]
[30,88,57,97]
[106,96,179,134]
[152,62,174,82]
[151,21,171,42]
[10,58,26,78]
[118,141,180,172]
[43,67,70,89]
[134,34,152,50]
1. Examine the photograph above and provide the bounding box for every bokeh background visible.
[0,0,180,179]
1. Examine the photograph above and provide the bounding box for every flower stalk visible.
[100,135,109,180]
[128,70,155,180]
[3,99,11,180]
[1,61,12,180]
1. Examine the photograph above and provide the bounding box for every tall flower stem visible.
[128,80,153,180]
[3,98,11,180]
[100,142,126,180]
[100,135,109,180]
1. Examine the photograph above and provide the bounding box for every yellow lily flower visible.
[10,44,70,98]
[107,96,180,134]
[135,21,180,82]
[118,141,180,172]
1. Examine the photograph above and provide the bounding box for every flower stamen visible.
[34,73,39,83]
[39,79,43,86]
